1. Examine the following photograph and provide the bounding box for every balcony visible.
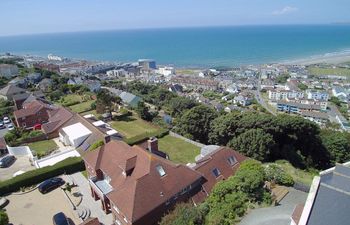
[89,176,113,197]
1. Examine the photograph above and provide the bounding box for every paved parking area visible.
[0,155,35,181]
[239,188,308,225]
[4,187,81,225]
[0,126,9,138]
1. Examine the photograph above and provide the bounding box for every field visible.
[28,140,58,157]
[307,66,350,77]
[109,115,159,139]
[69,100,95,113]
[158,135,200,164]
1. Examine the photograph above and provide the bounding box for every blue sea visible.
[1,25,350,67]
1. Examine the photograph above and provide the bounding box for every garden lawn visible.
[69,100,95,113]
[57,94,83,105]
[28,140,58,156]
[272,160,318,186]
[109,116,159,139]
[158,135,200,164]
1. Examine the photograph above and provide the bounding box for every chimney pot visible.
[147,137,158,152]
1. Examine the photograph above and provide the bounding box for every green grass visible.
[308,66,350,77]
[81,170,88,178]
[271,160,318,186]
[69,100,95,113]
[57,94,83,105]
[28,140,58,156]
[80,109,101,118]
[158,135,200,164]
[109,115,159,139]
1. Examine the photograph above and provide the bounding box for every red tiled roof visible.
[84,140,202,223]
[41,107,73,134]
[192,147,247,204]
[13,99,51,118]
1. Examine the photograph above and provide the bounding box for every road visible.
[252,75,276,115]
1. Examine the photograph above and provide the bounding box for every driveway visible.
[4,187,81,225]
[239,188,308,225]
[0,126,9,138]
[0,155,35,181]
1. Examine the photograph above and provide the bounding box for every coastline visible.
[282,50,350,66]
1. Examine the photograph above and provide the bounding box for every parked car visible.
[52,212,69,225]
[0,122,5,129]
[0,155,16,168]
[38,177,65,194]
[0,197,8,209]
[7,123,14,131]
[3,117,10,124]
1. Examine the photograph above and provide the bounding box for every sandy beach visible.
[284,51,350,65]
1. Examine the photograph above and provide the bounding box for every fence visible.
[169,131,205,148]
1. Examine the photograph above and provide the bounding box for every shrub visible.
[0,157,85,195]
[264,164,294,186]
[89,140,104,151]
[0,210,8,225]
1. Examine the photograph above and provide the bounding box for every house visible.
[83,140,203,225]
[171,75,219,91]
[0,138,8,157]
[332,87,348,99]
[59,122,93,148]
[210,101,224,111]
[168,84,183,93]
[224,105,247,113]
[291,163,350,225]
[8,77,26,88]
[41,107,74,139]
[0,64,18,78]
[120,92,141,108]
[67,77,84,85]
[233,94,253,106]
[37,78,53,92]
[12,92,31,109]
[306,90,329,101]
[268,89,304,101]
[300,111,329,125]
[260,79,275,90]
[192,146,247,204]
[26,73,42,84]
[13,99,54,129]
[83,80,101,92]
[277,101,322,114]
[226,84,240,94]
[0,84,26,101]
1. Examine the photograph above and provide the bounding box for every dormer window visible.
[212,168,221,178]
[156,165,166,177]
[227,156,237,166]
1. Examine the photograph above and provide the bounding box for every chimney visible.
[104,135,111,144]
[148,137,158,152]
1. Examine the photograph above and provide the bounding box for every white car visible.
[3,117,10,124]
[7,124,14,131]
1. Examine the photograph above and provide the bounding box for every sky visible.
[1,0,350,36]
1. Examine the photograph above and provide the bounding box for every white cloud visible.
[272,6,298,15]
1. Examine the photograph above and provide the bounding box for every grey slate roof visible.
[307,164,350,225]
[120,91,141,107]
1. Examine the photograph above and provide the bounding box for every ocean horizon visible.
[1,25,350,67]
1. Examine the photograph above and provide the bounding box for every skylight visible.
[156,165,166,177]
[227,156,237,166]
[212,168,221,178]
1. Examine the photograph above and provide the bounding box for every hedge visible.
[125,129,169,145]
[0,157,85,195]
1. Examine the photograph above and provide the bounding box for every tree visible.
[96,89,115,114]
[264,164,294,186]
[0,210,9,225]
[167,97,197,117]
[209,112,243,145]
[321,130,350,165]
[135,101,157,121]
[174,105,218,144]
[159,203,204,225]
[329,96,342,107]
[228,129,276,161]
